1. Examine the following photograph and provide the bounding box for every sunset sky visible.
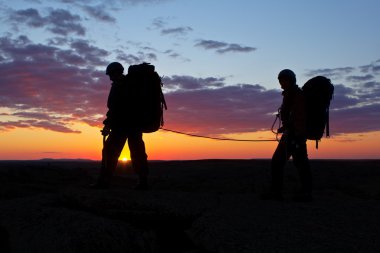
[1,0,380,160]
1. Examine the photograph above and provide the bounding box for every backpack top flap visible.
[128,62,155,75]
[303,76,334,106]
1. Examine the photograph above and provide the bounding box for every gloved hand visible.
[101,126,111,136]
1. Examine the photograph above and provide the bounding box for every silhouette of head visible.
[278,69,296,90]
[106,62,124,82]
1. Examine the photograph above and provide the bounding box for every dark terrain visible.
[0,159,380,253]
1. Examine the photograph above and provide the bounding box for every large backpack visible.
[302,76,334,148]
[127,62,167,133]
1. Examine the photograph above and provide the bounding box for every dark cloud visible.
[373,66,380,74]
[0,35,108,67]
[149,18,193,38]
[9,8,86,36]
[346,74,375,82]
[195,39,256,54]
[0,119,81,133]
[70,39,109,65]
[164,83,281,135]
[360,60,380,75]
[48,9,85,35]
[163,75,225,90]
[0,34,278,135]
[363,81,380,89]
[116,51,157,65]
[1,35,379,137]
[162,49,190,62]
[0,35,109,133]
[53,0,172,5]
[9,8,45,27]
[0,35,55,62]
[304,67,355,79]
[82,5,116,23]
[56,0,172,5]
[329,84,359,109]
[355,81,380,100]
[161,26,193,36]
[322,79,380,135]
[109,0,172,5]
[164,50,179,58]
[47,37,70,46]
[151,17,166,29]
[195,40,226,50]
[13,112,63,121]
[161,72,380,135]
[331,103,380,135]
[160,76,281,134]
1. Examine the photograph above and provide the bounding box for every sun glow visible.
[120,157,129,162]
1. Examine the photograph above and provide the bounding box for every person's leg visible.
[128,132,149,190]
[265,136,291,199]
[292,139,312,201]
[95,130,127,188]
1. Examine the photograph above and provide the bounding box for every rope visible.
[160,128,277,142]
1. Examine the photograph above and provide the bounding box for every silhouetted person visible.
[264,69,312,201]
[92,62,149,190]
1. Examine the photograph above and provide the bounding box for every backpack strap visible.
[160,90,167,127]
[326,107,330,137]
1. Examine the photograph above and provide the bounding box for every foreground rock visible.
[188,193,380,252]
[0,160,380,252]
[1,195,155,253]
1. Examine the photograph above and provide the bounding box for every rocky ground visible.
[0,159,380,253]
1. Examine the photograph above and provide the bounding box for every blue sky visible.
[0,0,380,137]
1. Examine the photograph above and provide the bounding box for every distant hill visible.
[39,158,96,162]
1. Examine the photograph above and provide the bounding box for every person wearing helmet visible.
[92,62,149,190]
[263,69,312,202]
